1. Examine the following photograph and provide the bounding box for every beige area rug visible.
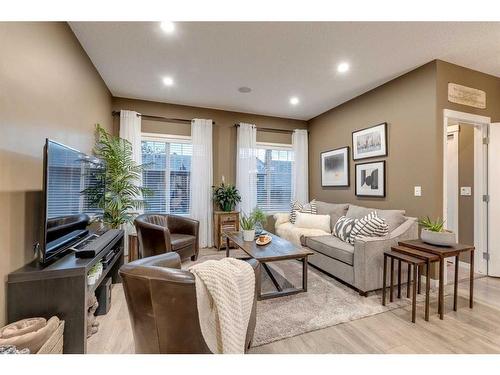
[184,250,443,347]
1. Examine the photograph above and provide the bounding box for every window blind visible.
[142,139,192,215]
[256,146,293,212]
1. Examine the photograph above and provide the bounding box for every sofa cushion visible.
[275,222,329,246]
[349,211,389,244]
[305,235,354,266]
[290,199,317,224]
[315,201,349,231]
[332,216,356,243]
[346,204,406,232]
[170,233,196,251]
[295,212,331,233]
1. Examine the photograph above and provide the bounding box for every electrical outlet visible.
[414,186,422,197]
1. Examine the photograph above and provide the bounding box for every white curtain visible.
[236,123,257,216]
[191,119,214,248]
[119,110,142,166]
[119,110,142,255]
[292,129,309,203]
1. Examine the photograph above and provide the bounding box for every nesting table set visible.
[383,239,475,323]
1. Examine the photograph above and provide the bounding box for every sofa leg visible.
[191,254,198,261]
[359,291,368,297]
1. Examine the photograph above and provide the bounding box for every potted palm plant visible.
[212,183,241,212]
[84,124,151,229]
[419,216,456,246]
[240,212,256,241]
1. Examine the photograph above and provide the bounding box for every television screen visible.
[41,139,106,263]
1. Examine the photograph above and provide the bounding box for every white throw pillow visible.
[294,212,331,233]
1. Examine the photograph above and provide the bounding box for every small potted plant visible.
[418,216,456,246]
[251,207,267,234]
[240,212,256,241]
[212,183,242,212]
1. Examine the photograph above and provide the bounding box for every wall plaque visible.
[448,83,486,109]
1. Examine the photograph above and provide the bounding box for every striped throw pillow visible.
[332,216,356,243]
[349,211,389,244]
[290,199,317,224]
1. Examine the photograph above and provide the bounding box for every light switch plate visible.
[414,186,422,197]
[460,186,472,196]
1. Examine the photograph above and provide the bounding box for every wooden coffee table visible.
[224,231,314,300]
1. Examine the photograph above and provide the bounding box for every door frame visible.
[442,109,490,275]
[446,124,460,239]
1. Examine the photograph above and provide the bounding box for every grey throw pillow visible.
[349,211,389,244]
[346,205,406,233]
[290,199,317,224]
[332,216,356,243]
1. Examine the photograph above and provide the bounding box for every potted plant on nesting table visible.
[418,216,456,246]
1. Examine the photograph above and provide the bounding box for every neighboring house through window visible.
[256,143,293,212]
[141,134,192,215]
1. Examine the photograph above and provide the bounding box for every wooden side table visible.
[213,211,240,251]
[391,245,440,321]
[399,239,475,320]
[383,250,429,323]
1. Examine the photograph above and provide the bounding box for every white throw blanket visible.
[189,258,255,354]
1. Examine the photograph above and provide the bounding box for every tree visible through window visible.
[141,139,192,215]
[256,146,293,212]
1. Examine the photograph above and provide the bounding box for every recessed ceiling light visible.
[238,86,252,93]
[160,21,175,34]
[337,62,350,73]
[290,97,300,106]
[162,76,174,86]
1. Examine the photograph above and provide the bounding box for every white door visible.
[488,123,500,276]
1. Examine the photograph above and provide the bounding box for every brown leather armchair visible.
[134,214,199,261]
[119,252,258,354]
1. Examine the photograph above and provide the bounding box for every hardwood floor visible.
[87,249,500,354]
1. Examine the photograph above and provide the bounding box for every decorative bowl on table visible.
[421,229,456,247]
[255,234,272,246]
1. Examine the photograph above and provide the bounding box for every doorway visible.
[443,109,489,276]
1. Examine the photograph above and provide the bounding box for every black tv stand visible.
[7,229,124,354]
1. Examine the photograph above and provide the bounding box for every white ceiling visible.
[70,22,500,120]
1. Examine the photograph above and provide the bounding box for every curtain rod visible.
[234,123,307,134]
[112,111,215,125]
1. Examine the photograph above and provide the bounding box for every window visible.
[141,137,192,215]
[256,144,293,212]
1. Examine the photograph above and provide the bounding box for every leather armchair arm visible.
[127,252,181,269]
[136,220,172,257]
[167,215,199,237]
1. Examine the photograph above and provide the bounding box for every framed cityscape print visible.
[321,147,349,187]
[352,122,387,160]
[355,161,385,197]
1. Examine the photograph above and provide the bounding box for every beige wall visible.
[112,97,307,185]
[308,62,439,218]
[0,22,113,326]
[458,125,474,250]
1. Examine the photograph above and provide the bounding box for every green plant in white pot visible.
[240,212,256,241]
[418,216,456,246]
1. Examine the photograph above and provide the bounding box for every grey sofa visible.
[299,201,418,295]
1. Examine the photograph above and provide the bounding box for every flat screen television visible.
[40,139,106,264]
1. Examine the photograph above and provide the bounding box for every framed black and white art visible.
[321,146,349,187]
[352,122,387,160]
[355,161,386,197]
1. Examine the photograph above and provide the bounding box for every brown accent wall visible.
[308,62,439,218]
[112,97,306,185]
[0,22,113,326]
[458,124,475,261]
